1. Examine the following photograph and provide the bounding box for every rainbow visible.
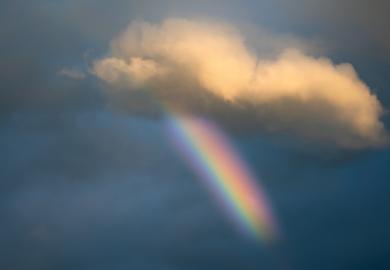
[165,114,277,241]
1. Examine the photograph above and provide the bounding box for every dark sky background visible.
[1,1,390,269]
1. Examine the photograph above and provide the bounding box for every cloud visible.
[92,18,387,149]
[58,67,86,80]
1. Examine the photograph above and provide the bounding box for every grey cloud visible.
[277,0,390,56]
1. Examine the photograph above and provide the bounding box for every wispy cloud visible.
[58,67,86,80]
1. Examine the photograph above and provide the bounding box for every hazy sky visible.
[1,1,390,269]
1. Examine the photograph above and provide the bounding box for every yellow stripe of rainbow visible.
[165,115,278,241]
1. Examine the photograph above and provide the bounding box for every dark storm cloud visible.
[0,0,103,117]
[0,112,171,190]
[0,110,277,270]
[1,178,271,270]
[2,121,390,270]
[278,0,390,55]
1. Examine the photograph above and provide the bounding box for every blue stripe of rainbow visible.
[165,114,278,241]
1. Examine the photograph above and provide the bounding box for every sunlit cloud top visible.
[93,18,388,149]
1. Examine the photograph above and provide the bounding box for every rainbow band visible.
[165,115,277,241]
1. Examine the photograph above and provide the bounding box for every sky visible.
[1,1,390,269]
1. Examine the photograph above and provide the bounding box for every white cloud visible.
[92,18,387,149]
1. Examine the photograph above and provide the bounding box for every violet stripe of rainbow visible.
[165,115,277,241]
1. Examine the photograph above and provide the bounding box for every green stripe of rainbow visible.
[165,114,278,241]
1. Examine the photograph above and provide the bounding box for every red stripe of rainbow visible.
[165,115,277,241]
